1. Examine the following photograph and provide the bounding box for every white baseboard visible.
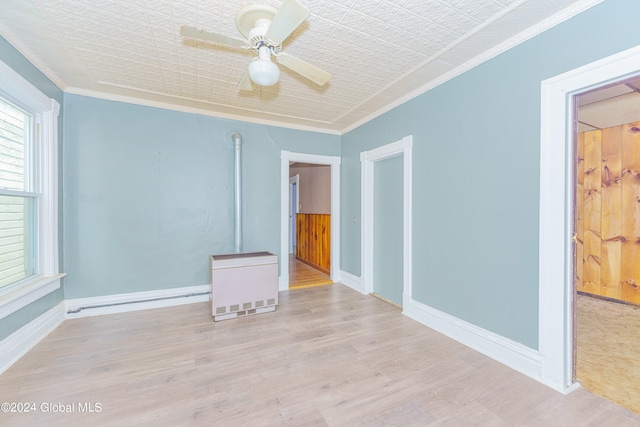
[0,302,65,375]
[0,285,212,375]
[338,270,364,293]
[65,285,211,319]
[1,282,573,395]
[403,298,545,386]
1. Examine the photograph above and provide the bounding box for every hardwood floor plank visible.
[0,284,638,426]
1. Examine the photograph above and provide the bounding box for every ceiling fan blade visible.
[180,26,247,48]
[276,52,330,86]
[264,0,309,45]
[237,71,254,91]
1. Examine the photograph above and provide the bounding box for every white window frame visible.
[0,60,64,320]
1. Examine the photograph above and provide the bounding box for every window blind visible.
[0,98,34,288]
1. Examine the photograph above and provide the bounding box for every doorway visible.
[361,136,413,309]
[573,79,640,413]
[288,163,332,288]
[538,44,640,393]
[279,151,341,291]
[575,81,640,304]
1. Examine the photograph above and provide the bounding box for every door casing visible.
[539,44,640,393]
[280,151,340,290]
[289,174,299,254]
[360,135,413,309]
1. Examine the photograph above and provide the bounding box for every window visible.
[0,59,63,320]
[0,98,36,288]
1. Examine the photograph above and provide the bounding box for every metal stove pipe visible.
[231,132,243,253]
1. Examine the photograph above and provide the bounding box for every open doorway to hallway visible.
[538,43,640,396]
[288,162,333,289]
[573,76,640,414]
[279,151,340,291]
[278,150,340,291]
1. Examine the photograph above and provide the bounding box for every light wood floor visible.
[577,294,640,413]
[288,253,332,289]
[1,284,639,426]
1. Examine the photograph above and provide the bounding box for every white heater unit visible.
[210,252,278,321]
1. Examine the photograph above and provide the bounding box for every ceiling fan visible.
[180,0,331,90]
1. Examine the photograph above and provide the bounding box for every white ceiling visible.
[0,0,603,134]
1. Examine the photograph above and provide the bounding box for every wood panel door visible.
[576,122,640,304]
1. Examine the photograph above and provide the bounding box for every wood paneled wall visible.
[576,122,640,304]
[296,214,330,274]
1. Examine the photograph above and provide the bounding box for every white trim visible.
[338,270,364,294]
[64,285,211,319]
[39,102,61,277]
[66,86,341,136]
[0,21,67,91]
[0,60,56,111]
[539,45,640,393]
[0,0,600,136]
[288,174,300,203]
[0,284,211,375]
[288,174,299,254]
[360,136,413,307]
[0,301,65,376]
[400,298,579,392]
[280,151,341,291]
[0,59,62,320]
[338,0,603,134]
[0,274,65,319]
[0,188,41,198]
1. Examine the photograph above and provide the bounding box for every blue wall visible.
[340,0,640,349]
[0,37,64,341]
[63,94,339,298]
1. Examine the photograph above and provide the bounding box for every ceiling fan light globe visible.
[248,59,280,86]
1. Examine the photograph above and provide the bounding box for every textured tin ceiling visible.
[0,0,601,134]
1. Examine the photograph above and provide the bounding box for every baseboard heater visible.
[210,252,278,321]
[66,290,211,315]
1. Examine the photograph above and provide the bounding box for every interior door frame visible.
[288,174,299,254]
[280,151,340,290]
[361,135,413,309]
[539,44,640,393]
